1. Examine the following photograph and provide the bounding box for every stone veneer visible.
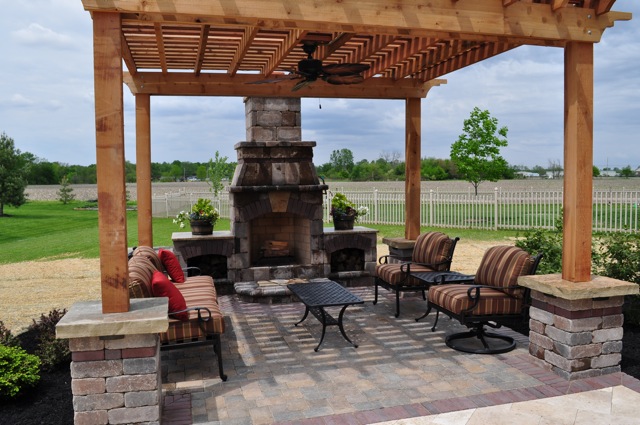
[519,274,639,381]
[56,299,168,425]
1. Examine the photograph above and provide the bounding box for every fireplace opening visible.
[331,248,365,273]
[250,212,311,266]
[187,254,228,280]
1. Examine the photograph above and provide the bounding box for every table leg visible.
[338,305,358,348]
[314,308,328,352]
[294,307,310,326]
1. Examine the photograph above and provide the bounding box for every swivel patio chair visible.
[421,245,542,354]
[373,231,459,317]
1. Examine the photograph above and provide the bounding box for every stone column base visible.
[520,274,638,381]
[57,299,169,425]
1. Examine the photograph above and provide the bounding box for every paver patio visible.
[160,286,640,424]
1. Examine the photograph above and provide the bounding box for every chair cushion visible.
[161,281,225,344]
[151,271,189,321]
[159,248,186,283]
[412,232,453,271]
[428,284,524,316]
[128,256,156,298]
[474,246,535,289]
[132,246,164,271]
[376,263,436,286]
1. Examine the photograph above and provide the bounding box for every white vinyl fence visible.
[152,188,640,233]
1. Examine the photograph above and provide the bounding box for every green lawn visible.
[0,201,516,264]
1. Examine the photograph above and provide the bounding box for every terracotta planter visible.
[189,219,214,235]
[333,213,355,230]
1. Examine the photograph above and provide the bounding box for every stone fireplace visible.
[172,97,377,296]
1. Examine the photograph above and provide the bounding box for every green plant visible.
[206,151,229,197]
[593,230,640,285]
[28,309,70,371]
[57,175,76,204]
[173,198,220,229]
[330,192,368,222]
[0,344,41,399]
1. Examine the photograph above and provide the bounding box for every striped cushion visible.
[412,232,453,271]
[182,275,218,298]
[376,263,436,286]
[428,284,524,316]
[128,256,157,298]
[474,246,535,289]
[161,281,225,344]
[132,246,164,271]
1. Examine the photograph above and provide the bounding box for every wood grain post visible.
[93,12,129,313]
[562,42,594,282]
[405,98,421,240]
[136,94,153,247]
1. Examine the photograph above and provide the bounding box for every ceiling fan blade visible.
[322,63,370,76]
[325,74,365,85]
[291,79,314,92]
[247,74,301,85]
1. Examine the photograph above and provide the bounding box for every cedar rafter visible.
[154,23,167,73]
[194,25,210,76]
[229,26,259,76]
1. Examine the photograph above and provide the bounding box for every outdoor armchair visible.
[421,245,542,354]
[373,231,459,317]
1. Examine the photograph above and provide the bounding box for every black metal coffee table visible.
[287,280,364,351]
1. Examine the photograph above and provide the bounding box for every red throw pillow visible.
[151,271,189,321]
[158,249,186,283]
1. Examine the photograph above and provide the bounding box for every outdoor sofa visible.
[128,246,227,381]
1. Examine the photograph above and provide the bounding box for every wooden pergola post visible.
[562,41,594,283]
[93,12,129,313]
[136,94,153,247]
[405,97,421,240]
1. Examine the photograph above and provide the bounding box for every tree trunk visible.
[0,203,4,217]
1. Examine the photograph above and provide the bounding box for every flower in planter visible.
[330,192,368,222]
[174,198,220,228]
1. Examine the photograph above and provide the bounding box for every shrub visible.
[0,344,41,399]
[27,309,70,371]
[0,321,19,347]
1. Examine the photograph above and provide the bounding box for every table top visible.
[287,280,364,308]
[410,271,475,284]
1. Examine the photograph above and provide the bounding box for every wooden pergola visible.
[80,0,631,314]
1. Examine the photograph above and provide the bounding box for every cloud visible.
[10,94,35,107]
[11,23,73,48]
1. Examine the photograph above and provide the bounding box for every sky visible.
[1,1,638,170]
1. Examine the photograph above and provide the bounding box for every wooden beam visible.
[562,42,594,283]
[124,72,446,98]
[136,94,153,247]
[82,0,629,44]
[154,22,167,73]
[405,97,421,240]
[194,25,210,76]
[264,29,306,76]
[228,26,259,76]
[93,12,130,314]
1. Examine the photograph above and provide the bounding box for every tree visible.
[592,165,600,178]
[206,151,229,197]
[620,165,634,178]
[548,159,563,179]
[329,149,354,176]
[0,132,29,216]
[57,175,76,204]
[450,107,509,195]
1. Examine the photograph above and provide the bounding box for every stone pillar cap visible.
[519,274,639,300]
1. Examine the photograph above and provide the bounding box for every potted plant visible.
[174,198,220,235]
[330,192,368,230]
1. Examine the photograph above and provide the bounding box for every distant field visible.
[25,177,640,201]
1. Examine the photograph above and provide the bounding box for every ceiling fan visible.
[251,41,370,91]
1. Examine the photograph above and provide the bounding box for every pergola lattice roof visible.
[82,0,630,98]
